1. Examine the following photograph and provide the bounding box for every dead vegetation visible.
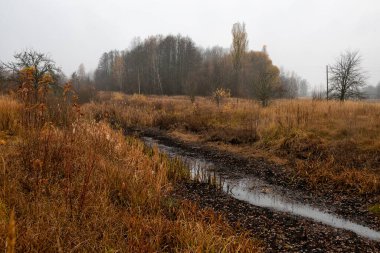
[0,96,20,134]
[87,93,380,194]
[0,78,261,251]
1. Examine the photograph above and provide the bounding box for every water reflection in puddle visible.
[143,137,380,241]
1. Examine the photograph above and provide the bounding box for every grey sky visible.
[1,0,379,88]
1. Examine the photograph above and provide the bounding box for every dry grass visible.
[85,94,380,194]
[0,95,261,252]
[0,96,20,134]
[5,210,15,253]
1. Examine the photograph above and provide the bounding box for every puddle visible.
[143,137,380,241]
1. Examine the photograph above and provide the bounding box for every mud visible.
[139,128,380,230]
[174,182,380,252]
[130,127,380,252]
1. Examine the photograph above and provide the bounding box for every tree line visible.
[362,83,380,99]
[0,23,310,106]
[93,23,309,105]
[14,23,376,105]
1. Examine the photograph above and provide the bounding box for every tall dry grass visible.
[86,94,380,194]
[0,94,261,252]
[0,96,20,134]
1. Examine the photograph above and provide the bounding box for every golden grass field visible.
[2,89,380,251]
[0,95,261,252]
[87,92,380,194]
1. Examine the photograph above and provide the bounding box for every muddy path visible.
[174,182,379,252]
[136,128,380,252]
[138,129,380,229]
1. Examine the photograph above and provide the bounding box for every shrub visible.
[213,88,231,107]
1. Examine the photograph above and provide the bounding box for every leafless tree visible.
[253,65,280,106]
[1,49,62,101]
[231,22,248,96]
[298,78,308,97]
[112,55,126,91]
[329,50,367,101]
[77,63,86,81]
[0,65,7,93]
[2,49,61,89]
[71,64,96,104]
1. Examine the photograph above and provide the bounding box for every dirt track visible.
[138,128,380,252]
[174,182,380,252]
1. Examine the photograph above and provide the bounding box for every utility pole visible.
[326,65,329,100]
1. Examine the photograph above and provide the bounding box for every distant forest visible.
[91,26,308,99]
[362,84,380,99]
[0,23,313,101]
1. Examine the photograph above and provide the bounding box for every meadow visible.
[2,87,380,251]
[0,94,261,252]
[87,92,380,195]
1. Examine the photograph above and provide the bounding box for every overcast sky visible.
[1,0,379,88]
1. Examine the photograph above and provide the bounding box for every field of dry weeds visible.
[0,93,261,252]
[3,88,380,251]
[87,92,380,195]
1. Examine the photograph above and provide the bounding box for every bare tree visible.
[77,63,86,81]
[231,22,248,96]
[0,65,7,93]
[329,50,367,101]
[112,55,125,91]
[253,65,280,106]
[298,78,308,97]
[2,49,60,87]
[2,49,61,101]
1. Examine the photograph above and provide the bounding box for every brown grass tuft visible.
[6,210,16,253]
[0,96,21,134]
